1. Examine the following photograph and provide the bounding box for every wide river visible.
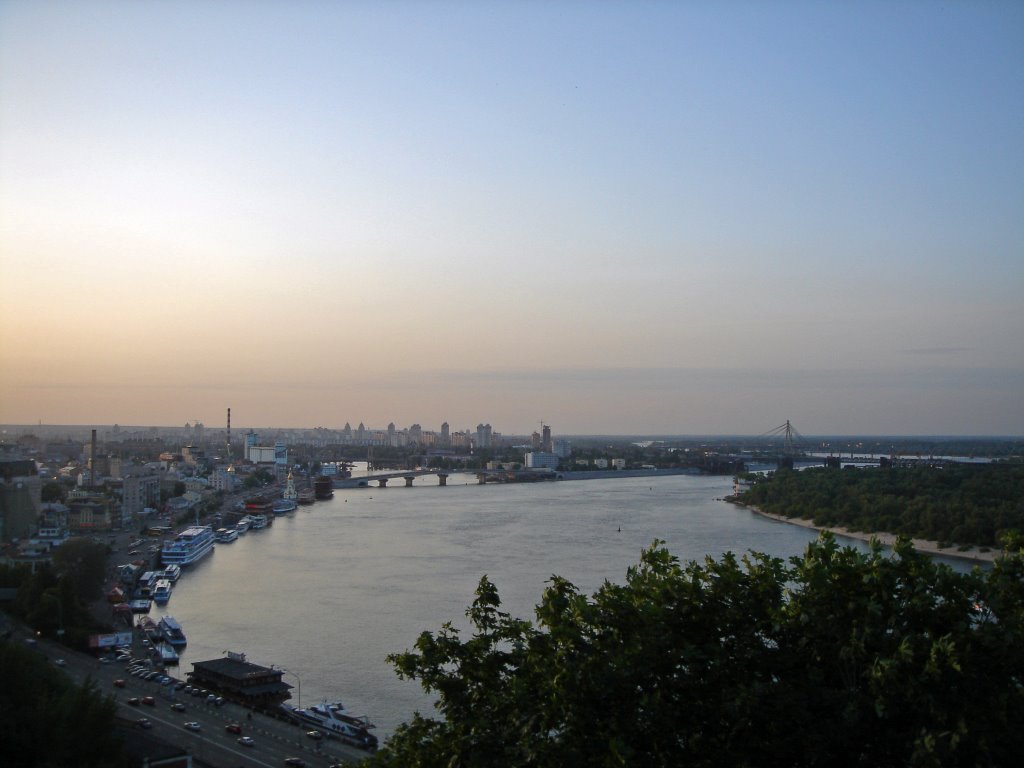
[145,471,937,739]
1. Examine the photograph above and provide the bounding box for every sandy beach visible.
[730,500,1001,564]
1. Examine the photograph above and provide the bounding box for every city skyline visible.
[2,2,1022,437]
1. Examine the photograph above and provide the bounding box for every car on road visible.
[284,759,306,767]
[306,730,323,740]
[225,723,242,734]
[170,702,186,712]
[237,736,255,747]
[142,696,155,706]
[113,679,126,688]
[127,697,140,706]
[183,721,201,731]
[135,718,152,729]
[54,658,66,667]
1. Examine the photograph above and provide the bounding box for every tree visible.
[41,481,65,503]
[0,641,128,768]
[50,538,108,602]
[368,535,1024,767]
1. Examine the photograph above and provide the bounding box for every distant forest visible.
[736,462,1024,549]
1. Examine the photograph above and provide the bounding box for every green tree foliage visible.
[50,537,109,602]
[368,537,1024,767]
[41,481,65,503]
[0,641,128,768]
[737,463,1024,547]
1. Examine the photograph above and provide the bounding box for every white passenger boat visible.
[289,700,378,750]
[214,527,239,543]
[162,564,182,582]
[235,516,251,535]
[248,514,268,530]
[160,525,215,567]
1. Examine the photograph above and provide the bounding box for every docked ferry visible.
[162,564,182,583]
[289,700,378,750]
[158,615,187,646]
[151,578,172,605]
[161,525,215,567]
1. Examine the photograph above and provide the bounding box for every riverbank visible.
[728,499,1000,564]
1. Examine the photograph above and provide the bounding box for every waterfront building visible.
[188,652,292,707]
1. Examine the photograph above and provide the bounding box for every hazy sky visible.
[1,1,1021,436]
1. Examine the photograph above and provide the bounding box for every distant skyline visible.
[2,2,1022,436]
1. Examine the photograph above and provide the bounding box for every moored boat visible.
[215,527,239,543]
[157,641,179,665]
[248,514,268,530]
[152,578,172,605]
[314,475,334,500]
[158,615,187,646]
[272,498,298,514]
[289,700,378,750]
[297,488,316,505]
[161,525,215,567]
[162,564,182,583]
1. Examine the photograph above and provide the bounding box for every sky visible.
[1,1,1022,437]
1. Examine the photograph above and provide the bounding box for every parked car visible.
[54,659,66,667]
[183,721,201,732]
[142,696,155,706]
[284,759,306,767]
[225,723,243,734]
[113,679,126,688]
[136,718,152,729]
[306,730,323,740]
[170,702,186,712]
[127,697,140,706]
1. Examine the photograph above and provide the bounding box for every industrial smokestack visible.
[227,407,232,461]
[90,429,97,486]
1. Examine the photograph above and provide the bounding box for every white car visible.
[184,721,201,732]
[238,736,255,747]
[54,659,67,667]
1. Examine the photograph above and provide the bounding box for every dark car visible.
[136,718,152,729]
[225,723,243,734]
[142,696,155,706]
[127,697,140,706]
[170,702,186,712]
[113,679,126,688]
[284,759,306,767]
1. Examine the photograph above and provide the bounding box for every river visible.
[144,471,937,739]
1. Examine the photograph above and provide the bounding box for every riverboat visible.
[314,475,334,500]
[129,599,151,614]
[215,527,239,543]
[158,615,187,646]
[273,498,298,514]
[157,642,179,665]
[289,700,378,750]
[151,578,172,606]
[297,488,316,505]
[248,514,269,530]
[235,516,251,534]
[162,564,182,583]
[161,525,215,567]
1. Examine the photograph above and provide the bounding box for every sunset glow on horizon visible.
[2,2,1021,436]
